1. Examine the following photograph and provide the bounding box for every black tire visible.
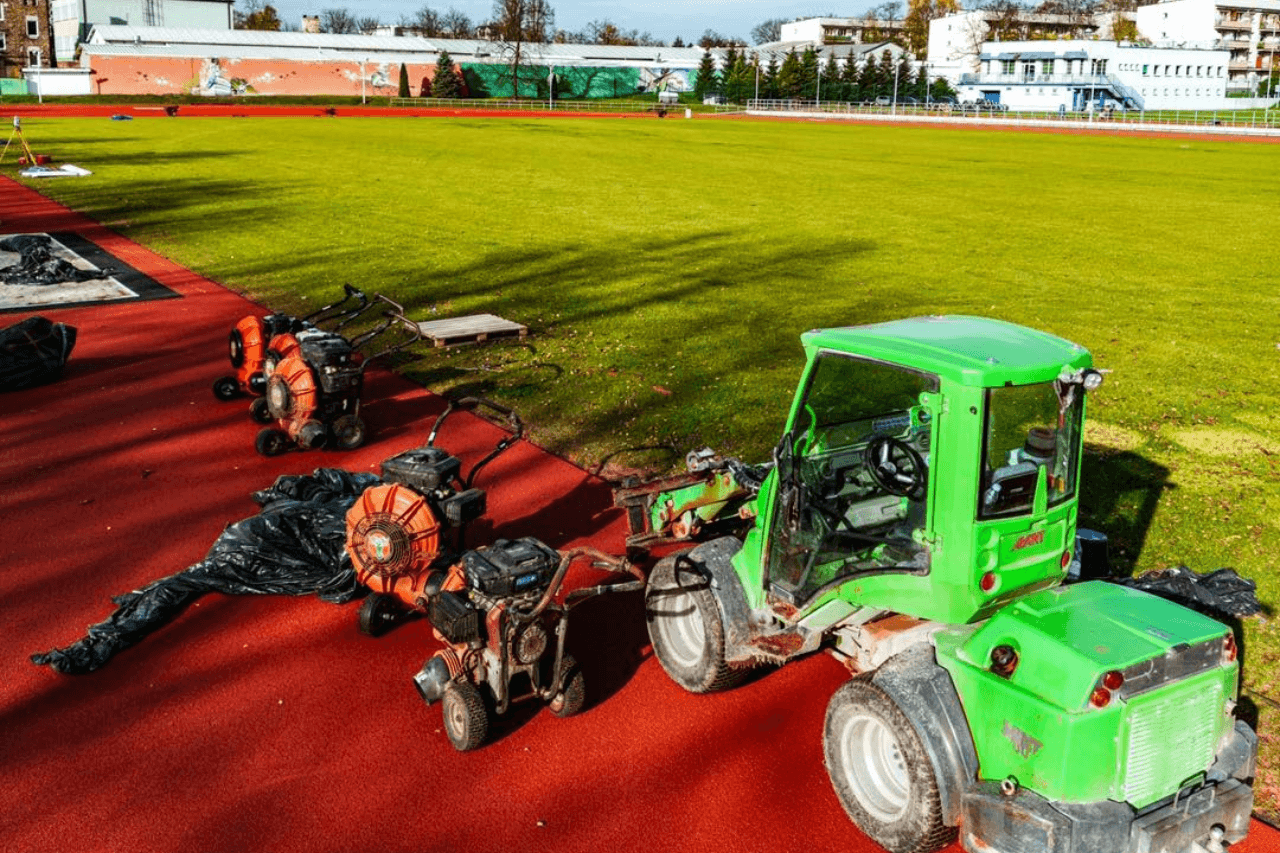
[333,414,366,451]
[548,654,586,718]
[212,376,239,401]
[823,678,955,853]
[255,428,289,457]
[357,594,401,637]
[442,681,489,752]
[249,396,274,425]
[644,554,746,694]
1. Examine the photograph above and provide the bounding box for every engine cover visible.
[381,447,462,493]
[463,538,560,599]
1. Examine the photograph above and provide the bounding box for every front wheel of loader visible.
[213,376,239,401]
[823,678,955,853]
[645,554,746,694]
[442,681,489,752]
[255,428,289,457]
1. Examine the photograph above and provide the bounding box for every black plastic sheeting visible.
[0,315,77,391]
[1117,566,1262,620]
[31,468,381,675]
[0,235,108,286]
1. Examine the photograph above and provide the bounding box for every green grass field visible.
[16,115,1280,813]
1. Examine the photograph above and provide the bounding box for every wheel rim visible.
[838,711,911,823]
[443,691,465,739]
[654,585,706,669]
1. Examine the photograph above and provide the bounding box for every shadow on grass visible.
[1079,447,1171,577]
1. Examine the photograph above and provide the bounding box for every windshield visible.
[979,380,1083,518]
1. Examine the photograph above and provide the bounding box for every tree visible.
[694,50,718,100]
[403,6,442,36]
[432,50,462,99]
[751,18,788,44]
[237,1,282,30]
[489,0,555,97]
[699,30,745,48]
[724,51,753,103]
[823,53,843,101]
[842,52,863,102]
[398,63,410,96]
[775,49,803,99]
[982,0,1026,41]
[320,8,358,33]
[441,8,474,37]
[762,52,780,99]
[800,46,819,99]
[902,0,960,55]
[672,36,686,48]
[356,16,381,34]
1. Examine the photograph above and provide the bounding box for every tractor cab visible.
[742,316,1098,626]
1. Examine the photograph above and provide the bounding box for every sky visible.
[256,1,874,45]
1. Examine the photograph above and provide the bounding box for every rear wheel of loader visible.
[442,681,489,752]
[255,428,289,457]
[823,678,955,853]
[645,554,746,694]
[249,396,274,424]
[212,376,239,400]
[548,654,586,718]
[357,593,403,637]
[333,415,366,450]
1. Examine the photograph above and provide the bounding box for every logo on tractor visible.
[1013,530,1045,551]
[1002,720,1043,759]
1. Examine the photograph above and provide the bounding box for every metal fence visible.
[746,99,1280,136]
[388,97,738,114]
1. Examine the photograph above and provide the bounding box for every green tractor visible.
[625,316,1256,853]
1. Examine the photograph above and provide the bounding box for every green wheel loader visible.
[627,316,1256,853]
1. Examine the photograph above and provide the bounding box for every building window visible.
[27,47,41,66]
[1142,64,1148,75]
[27,15,39,38]
[1001,59,1015,74]
[1041,59,1053,75]
[0,33,6,50]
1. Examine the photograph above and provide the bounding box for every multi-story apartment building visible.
[1136,0,1279,91]
[50,0,231,65]
[3,0,55,75]
[780,16,910,46]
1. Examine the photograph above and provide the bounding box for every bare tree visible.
[401,6,442,36]
[356,16,381,34]
[320,8,358,33]
[488,0,556,96]
[750,18,788,44]
[441,7,474,37]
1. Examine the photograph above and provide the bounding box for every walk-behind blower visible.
[212,285,368,425]
[254,295,421,456]
[344,398,644,750]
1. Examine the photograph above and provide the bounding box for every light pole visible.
[816,54,822,107]
[892,54,901,114]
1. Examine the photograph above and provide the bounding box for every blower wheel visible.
[255,428,289,457]
[333,414,366,450]
[212,376,239,401]
[249,396,273,424]
[346,483,442,584]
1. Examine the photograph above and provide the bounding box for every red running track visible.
[0,178,1275,853]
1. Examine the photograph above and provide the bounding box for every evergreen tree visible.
[695,50,718,100]
[843,53,862,103]
[725,53,752,103]
[775,49,803,99]
[800,47,819,99]
[895,53,916,100]
[398,62,410,97]
[763,53,780,99]
[432,50,461,99]
[823,53,843,101]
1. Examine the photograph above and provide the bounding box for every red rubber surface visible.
[0,178,1275,853]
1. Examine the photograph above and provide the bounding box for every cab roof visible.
[802,316,1091,387]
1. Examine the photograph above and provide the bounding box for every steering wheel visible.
[864,436,927,501]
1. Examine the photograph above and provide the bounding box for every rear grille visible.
[1123,676,1223,808]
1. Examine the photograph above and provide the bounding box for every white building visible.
[1135,0,1280,92]
[50,0,231,63]
[953,39,1230,110]
[780,16,908,46]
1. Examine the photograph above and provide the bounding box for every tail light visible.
[1224,632,1238,663]
[980,571,997,593]
[1090,686,1112,708]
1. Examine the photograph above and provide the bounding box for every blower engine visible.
[212,285,367,424]
[344,398,643,750]
[255,296,420,456]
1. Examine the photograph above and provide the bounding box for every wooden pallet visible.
[415,313,528,348]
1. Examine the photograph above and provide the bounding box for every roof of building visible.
[84,25,713,67]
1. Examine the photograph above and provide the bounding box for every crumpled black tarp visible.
[1117,565,1262,620]
[0,315,77,391]
[31,468,381,675]
[0,235,108,285]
